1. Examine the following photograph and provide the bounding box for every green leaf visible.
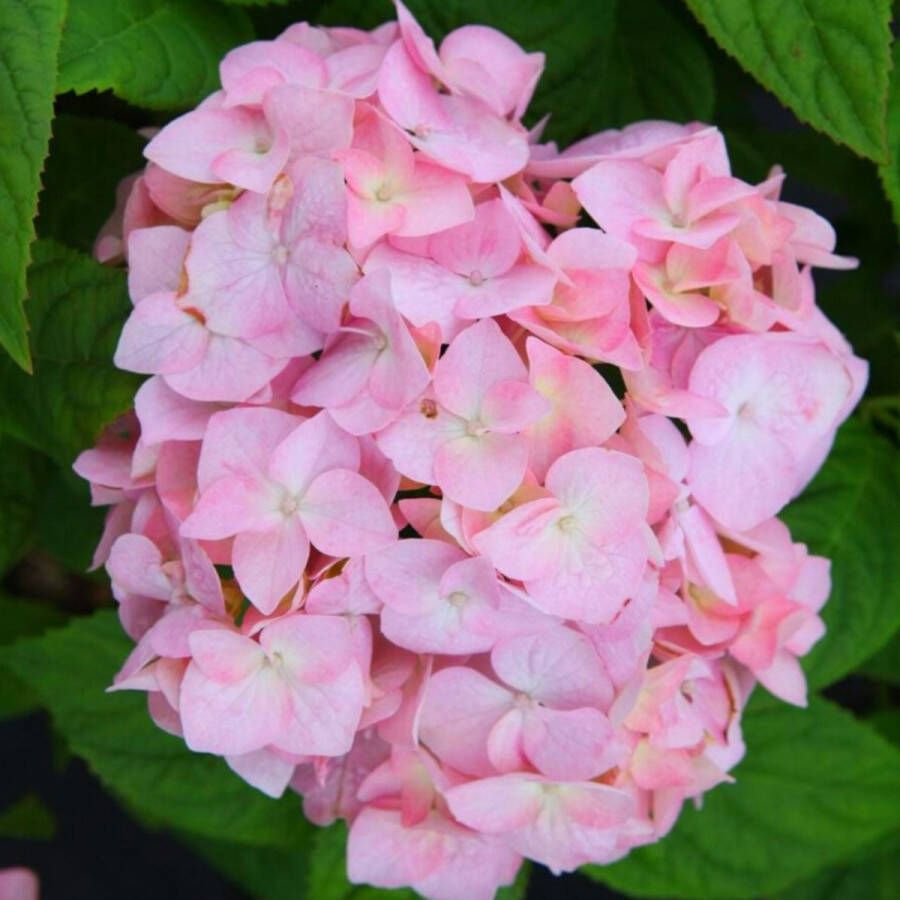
[683,0,892,161]
[860,633,900,687]
[0,0,67,370]
[0,592,66,720]
[0,240,140,466]
[58,0,254,110]
[773,834,900,900]
[305,822,417,900]
[35,465,106,572]
[0,794,56,840]
[586,695,900,898]
[5,609,317,846]
[37,115,147,253]
[600,0,714,127]
[868,710,900,746]
[780,419,900,690]
[182,833,314,900]
[0,437,50,574]
[878,39,900,233]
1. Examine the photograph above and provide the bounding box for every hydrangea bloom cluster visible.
[77,3,867,897]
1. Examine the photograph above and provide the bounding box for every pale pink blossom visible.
[180,614,365,756]
[377,319,549,510]
[474,447,650,622]
[182,409,396,612]
[447,774,633,872]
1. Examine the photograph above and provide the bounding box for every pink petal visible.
[429,198,521,279]
[277,662,365,756]
[419,667,514,776]
[261,613,356,683]
[163,333,287,403]
[365,539,463,615]
[226,748,296,798]
[523,706,617,780]
[127,226,191,303]
[526,338,625,481]
[300,469,397,557]
[445,774,544,832]
[492,627,613,708]
[433,319,527,420]
[114,292,208,375]
[232,517,311,614]
[545,447,649,543]
[472,497,565,581]
[263,84,354,158]
[180,658,289,755]
[197,407,300,490]
[268,412,360,496]
[434,431,529,511]
[106,534,169,601]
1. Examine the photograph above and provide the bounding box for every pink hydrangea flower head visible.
[80,3,866,894]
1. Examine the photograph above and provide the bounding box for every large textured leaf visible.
[36,466,106,572]
[774,835,900,900]
[0,438,50,575]
[860,633,900,687]
[600,0,714,127]
[0,592,66,721]
[586,695,900,898]
[0,794,56,840]
[0,240,139,466]
[780,420,900,690]
[184,835,313,900]
[38,115,146,253]
[57,0,254,110]
[878,39,900,233]
[0,0,66,370]
[684,0,892,161]
[5,609,314,847]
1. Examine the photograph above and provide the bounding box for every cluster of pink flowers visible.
[77,3,867,897]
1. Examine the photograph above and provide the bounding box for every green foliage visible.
[602,0,714,127]
[780,420,900,690]
[57,0,254,110]
[879,39,900,232]
[38,115,147,253]
[860,633,900,687]
[774,835,900,900]
[185,835,314,900]
[0,0,67,371]
[587,695,900,898]
[35,466,106,572]
[0,240,139,466]
[5,609,318,847]
[683,0,893,162]
[0,437,50,574]
[0,794,56,840]
[0,592,66,721]
[868,710,900,746]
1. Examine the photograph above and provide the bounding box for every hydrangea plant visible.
[0,1,897,899]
